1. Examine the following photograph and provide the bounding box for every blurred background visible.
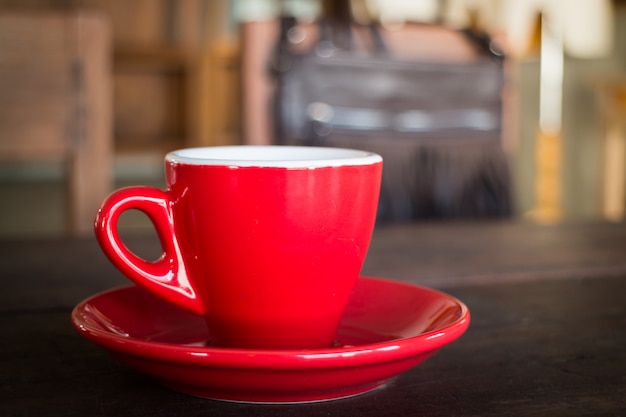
[0,0,625,237]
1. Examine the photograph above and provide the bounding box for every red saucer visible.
[72,276,470,403]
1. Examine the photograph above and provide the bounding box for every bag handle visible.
[270,14,389,77]
[322,0,502,60]
[271,1,504,76]
[317,18,389,57]
[278,18,502,62]
[461,28,505,60]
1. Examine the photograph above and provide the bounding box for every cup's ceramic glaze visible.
[95,146,382,349]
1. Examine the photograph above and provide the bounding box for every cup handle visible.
[94,186,205,316]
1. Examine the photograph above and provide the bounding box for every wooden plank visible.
[0,14,73,156]
[67,12,113,235]
[2,222,626,415]
[0,12,113,235]
[197,39,241,147]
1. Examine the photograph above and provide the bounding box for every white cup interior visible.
[166,146,382,168]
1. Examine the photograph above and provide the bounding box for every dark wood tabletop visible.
[2,220,625,416]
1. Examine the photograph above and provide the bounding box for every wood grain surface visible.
[1,221,625,416]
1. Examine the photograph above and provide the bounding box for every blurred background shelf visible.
[1,0,626,237]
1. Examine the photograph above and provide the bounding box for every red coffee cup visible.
[95,146,382,349]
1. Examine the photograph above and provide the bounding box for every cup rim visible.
[165,146,382,168]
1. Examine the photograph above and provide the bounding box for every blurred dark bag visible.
[271,17,512,221]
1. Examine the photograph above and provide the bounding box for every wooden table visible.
[2,221,625,416]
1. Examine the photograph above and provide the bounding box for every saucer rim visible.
[72,276,470,369]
